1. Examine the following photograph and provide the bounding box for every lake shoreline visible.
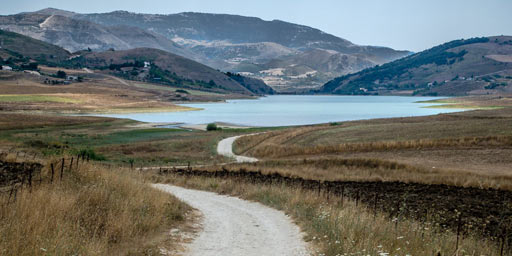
[87,95,467,128]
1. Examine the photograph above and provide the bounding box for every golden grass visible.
[0,162,189,255]
[156,174,502,255]
[241,134,512,159]
[211,158,512,190]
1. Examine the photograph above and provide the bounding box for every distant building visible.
[24,70,40,76]
[1,66,12,71]
[144,61,151,68]
[67,76,78,81]
[68,55,81,60]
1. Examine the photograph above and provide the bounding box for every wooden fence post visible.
[69,157,74,171]
[28,169,32,190]
[50,163,55,183]
[373,193,378,218]
[341,187,344,206]
[455,213,463,251]
[60,158,65,181]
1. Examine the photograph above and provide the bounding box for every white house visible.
[144,61,151,68]
[24,70,40,76]
[1,66,12,71]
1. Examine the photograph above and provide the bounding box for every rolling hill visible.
[74,48,271,94]
[0,29,70,62]
[0,8,410,92]
[77,11,411,91]
[319,36,512,96]
[0,29,272,95]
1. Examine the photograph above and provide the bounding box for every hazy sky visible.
[2,0,512,52]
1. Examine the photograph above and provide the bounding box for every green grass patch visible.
[422,104,503,110]
[99,128,182,145]
[0,94,79,103]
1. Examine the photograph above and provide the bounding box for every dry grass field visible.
[0,158,190,255]
[151,172,504,255]
[234,96,512,190]
[1,77,512,255]
[0,67,251,114]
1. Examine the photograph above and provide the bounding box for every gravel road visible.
[217,135,259,163]
[153,184,310,256]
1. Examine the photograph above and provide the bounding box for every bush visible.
[176,89,189,94]
[56,70,67,79]
[78,148,106,161]
[206,123,219,131]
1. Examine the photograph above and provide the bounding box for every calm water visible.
[96,95,465,127]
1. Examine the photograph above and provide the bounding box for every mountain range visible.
[320,36,512,96]
[0,8,410,92]
[0,28,274,95]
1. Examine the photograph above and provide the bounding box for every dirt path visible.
[153,184,310,256]
[217,134,260,163]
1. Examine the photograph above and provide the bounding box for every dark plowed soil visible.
[163,168,512,247]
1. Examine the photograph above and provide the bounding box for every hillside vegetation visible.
[320,36,512,96]
[0,29,70,65]
[0,29,272,96]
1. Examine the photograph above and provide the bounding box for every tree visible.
[206,123,218,131]
[56,70,67,79]
[209,80,216,87]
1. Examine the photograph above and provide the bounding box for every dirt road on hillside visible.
[153,184,310,256]
[217,134,260,163]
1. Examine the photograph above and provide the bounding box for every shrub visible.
[56,70,67,79]
[206,123,218,131]
[176,89,189,94]
[78,148,106,161]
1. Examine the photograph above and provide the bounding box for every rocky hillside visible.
[0,8,410,92]
[0,12,196,59]
[77,11,410,92]
[320,36,512,96]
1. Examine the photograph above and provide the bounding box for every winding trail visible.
[217,134,261,163]
[153,184,310,256]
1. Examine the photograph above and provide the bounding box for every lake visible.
[96,95,466,127]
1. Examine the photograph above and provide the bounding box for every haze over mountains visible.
[0,8,410,92]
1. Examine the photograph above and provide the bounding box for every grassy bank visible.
[234,105,512,191]
[154,173,503,255]
[0,113,276,167]
[0,160,189,255]
[0,94,81,104]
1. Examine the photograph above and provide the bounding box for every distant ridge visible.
[0,8,410,92]
[319,36,512,96]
